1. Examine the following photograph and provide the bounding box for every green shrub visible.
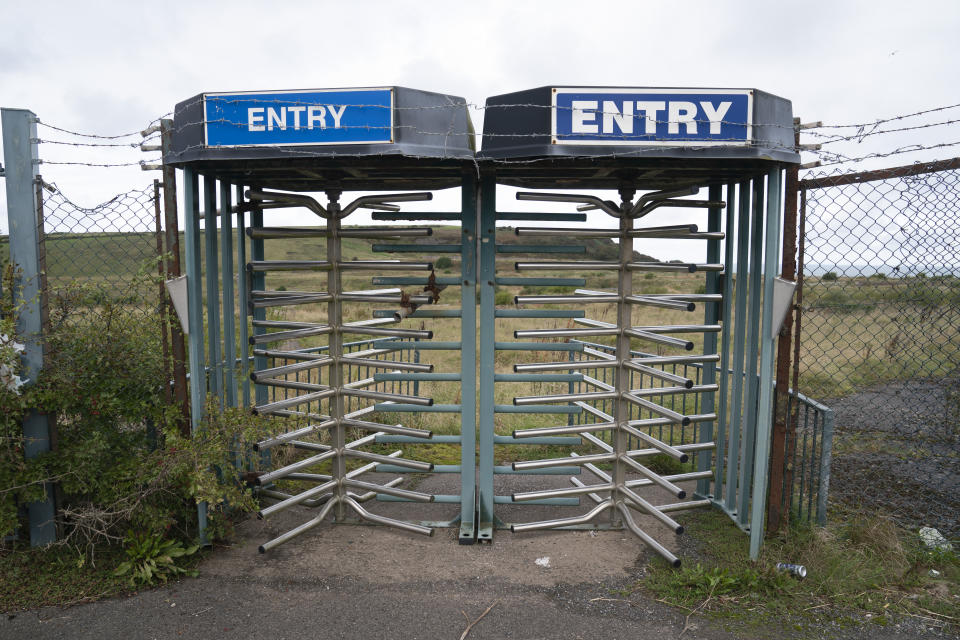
[822,271,838,281]
[494,290,514,306]
[434,256,453,270]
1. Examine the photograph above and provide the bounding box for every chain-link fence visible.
[38,182,164,331]
[797,158,960,538]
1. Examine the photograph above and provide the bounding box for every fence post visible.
[2,107,56,546]
[160,119,190,435]
[767,118,801,533]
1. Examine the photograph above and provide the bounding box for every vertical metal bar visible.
[750,168,783,560]
[724,180,752,510]
[477,174,497,541]
[219,181,237,408]
[236,186,251,407]
[2,108,56,546]
[789,188,808,498]
[203,176,223,406]
[737,177,765,528]
[768,119,801,532]
[459,172,478,543]
[697,184,722,497]
[816,406,834,526]
[612,195,634,526]
[160,120,189,434]
[182,167,208,542]
[327,197,347,521]
[154,179,171,407]
[714,182,737,502]
[251,207,268,410]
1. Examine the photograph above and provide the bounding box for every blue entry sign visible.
[552,88,752,146]
[203,88,393,147]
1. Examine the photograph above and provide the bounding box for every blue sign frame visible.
[203,88,394,147]
[551,88,752,146]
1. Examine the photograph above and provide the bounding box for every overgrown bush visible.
[1,266,270,552]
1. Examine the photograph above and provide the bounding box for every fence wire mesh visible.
[39,183,163,331]
[798,159,960,539]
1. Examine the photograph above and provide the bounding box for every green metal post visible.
[459,172,478,543]
[738,177,766,529]
[182,167,208,540]
[236,185,250,407]
[203,176,223,407]
[220,181,237,408]
[713,182,738,500]
[697,184,722,497]
[477,174,497,541]
[724,180,753,511]
[750,168,783,559]
[2,107,56,546]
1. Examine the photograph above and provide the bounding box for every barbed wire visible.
[36,114,170,140]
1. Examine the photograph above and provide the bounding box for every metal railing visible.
[570,339,834,525]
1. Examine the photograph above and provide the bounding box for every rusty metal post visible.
[160,119,190,435]
[767,118,801,533]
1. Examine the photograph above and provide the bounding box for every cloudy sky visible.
[2,0,958,256]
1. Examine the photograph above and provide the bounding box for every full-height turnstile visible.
[167,84,799,562]
[476,86,799,561]
[167,87,482,547]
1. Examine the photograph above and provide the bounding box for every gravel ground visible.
[4,471,958,639]
[823,377,960,539]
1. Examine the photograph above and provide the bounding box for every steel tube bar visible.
[513,359,617,372]
[514,227,619,238]
[628,224,699,236]
[513,327,619,339]
[247,226,433,239]
[248,260,332,271]
[340,326,432,339]
[621,424,688,461]
[253,389,337,415]
[512,483,615,502]
[512,452,615,471]
[513,421,616,439]
[514,261,619,271]
[623,296,695,311]
[251,348,328,361]
[630,384,718,397]
[617,504,681,568]
[339,260,434,271]
[345,479,433,503]
[513,391,617,405]
[341,387,432,406]
[258,497,338,553]
[254,420,337,451]
[625,262,696,273]
[254,378,327,393]
[619,455,686,498]
[515,294,619,305]
[510,501,613,533]
[632,354,719,366]
[257,480,337,519]
[341,418,432,439]
[249,325,333,344]
[251,357,334,381]
[339,357,433,372]
[622,394,690,425]
[624,329,694,350]
[623,362,693,388]
[344,449,433,471]
[256,449,338,485]
[631,324,721,333]
[619,485,684,534]
[343,497,434,536]
[627,470,713,490]
[627,441,715,458]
